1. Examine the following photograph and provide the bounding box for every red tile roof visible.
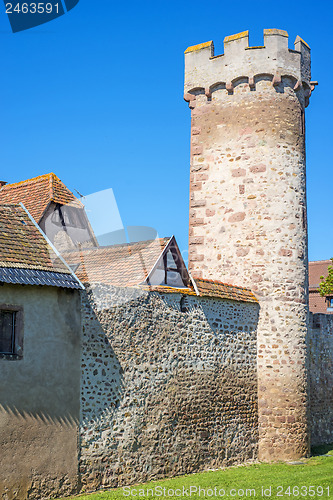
[309,260,332,290]
[63,238,257,303]
[63,238,171,286]
[194,277,258,302]
[308,260,333,314]
[145,277,258,303]
[0,204,72,274]
[309,290,331,314]
[0,173,80,223]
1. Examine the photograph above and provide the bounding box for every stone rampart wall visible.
[309,313,333,446]
[79,285,259,492]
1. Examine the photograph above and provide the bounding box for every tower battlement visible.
[185,29,314,104]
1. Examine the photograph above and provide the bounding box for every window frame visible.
[51,204,87,230]
[0,305,24,360]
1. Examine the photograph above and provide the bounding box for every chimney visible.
[0,181,7,188]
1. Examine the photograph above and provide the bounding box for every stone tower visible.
[184,29,316,461]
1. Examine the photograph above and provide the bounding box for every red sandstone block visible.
[240,127,253,135]
[206,209,215,217]
[192,145,203,155]
[190,236,204,245]
[191,199,207,208]
[259,399,268,408]
[192,164,209,171]
[196,173,209,181]
[191,182,202,191]
[236,247,249,257]
[232,168,246,177]
[191,218,205,226]
[190,254,204,262]
[250,164,266,173]
[279,248,293,257]
[228,212,246,223]
[192,127,201,135]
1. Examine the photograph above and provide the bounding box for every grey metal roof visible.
[0,267,82,289]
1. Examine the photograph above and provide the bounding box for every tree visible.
[319,258,333,297]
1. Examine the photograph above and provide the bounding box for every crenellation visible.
[224,31,249,56]
[294,35,311,83]
[184,29,312,103]
[263,28,289,53]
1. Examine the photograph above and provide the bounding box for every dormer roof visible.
[0,173,80,223]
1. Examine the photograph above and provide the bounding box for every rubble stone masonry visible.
[79,284,259,491]
[309,313,333,446]
[185,30,314,461]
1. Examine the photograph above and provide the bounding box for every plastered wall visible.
[0,284,81,500]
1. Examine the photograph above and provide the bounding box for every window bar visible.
[11,311,16,355]
[163,253,168,285]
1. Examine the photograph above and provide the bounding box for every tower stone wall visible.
[184,30,316,461]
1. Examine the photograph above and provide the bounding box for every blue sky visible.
[0,0,331,261]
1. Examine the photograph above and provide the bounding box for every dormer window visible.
[147,239,190,289]
[51,204,86,229]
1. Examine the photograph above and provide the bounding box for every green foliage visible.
[319,258,333,297]
[59,446,333,500]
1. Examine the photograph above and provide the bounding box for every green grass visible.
[60,446,333,500]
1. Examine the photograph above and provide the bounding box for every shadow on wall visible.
[80,285,260,490]
[80,290,125,427]
[0,404,78,427]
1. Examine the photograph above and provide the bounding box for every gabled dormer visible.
[0,173,97,252]
[146,236,190,288]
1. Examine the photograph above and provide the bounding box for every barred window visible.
[0,306,23,358]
